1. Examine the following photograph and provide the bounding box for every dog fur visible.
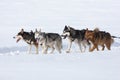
[61,25,91,53]
[34,29,62,54]
[85,28,114,52]
[13,29,39,54]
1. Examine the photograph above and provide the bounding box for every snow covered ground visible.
[0,0,120,80]
[0,47,120,80]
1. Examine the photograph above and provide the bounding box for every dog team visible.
[13,25,116,54]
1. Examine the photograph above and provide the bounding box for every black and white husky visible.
[13,29,39,54]
[61,25,91,53]
[34,29,62,54]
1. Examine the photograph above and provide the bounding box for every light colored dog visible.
[34,29,62,54]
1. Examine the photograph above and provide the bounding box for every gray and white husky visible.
[34,29,62,54]
[61,25,91,53]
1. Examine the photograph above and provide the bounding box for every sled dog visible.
[13,29,39,54]
[85,28,114,52]
[34,29,62,54]
[61,25,91,53]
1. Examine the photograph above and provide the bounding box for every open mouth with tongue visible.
[16,37,21,43]
[13,36,22,43]
[36,38,39,44]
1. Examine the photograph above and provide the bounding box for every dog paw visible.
[42,51,47,54]
[89,49,93,52]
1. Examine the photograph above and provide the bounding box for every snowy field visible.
[0,0,120,80]
[0,48,120,80]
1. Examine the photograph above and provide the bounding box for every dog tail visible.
[59,37,62,49]
[56,36,62,53]
[112,36,120,39]
[94,28,99,32]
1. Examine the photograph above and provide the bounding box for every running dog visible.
[85,28,114,52]
[34,29,62,54]
[13,29,39,54]
[61,25,91,53]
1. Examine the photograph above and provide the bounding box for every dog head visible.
[36,32,46,45]
[85,28,94,40]
[61,25,71,39]
[34,28,42,43]
[13,29,24,43]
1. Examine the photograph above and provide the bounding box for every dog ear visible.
[31,30,33,33]
[39,29,41,33]
[21,28,24,33]
[65,25,67,28]
[68,26,71,30]
[35,28,38,32]
[86,28,88,31]
[65,25,68,29]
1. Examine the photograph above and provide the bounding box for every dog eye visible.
[63,31,67,33]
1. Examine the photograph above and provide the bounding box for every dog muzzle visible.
[13,36,22,43]
[35,38,40,43]
[61,35,67,39]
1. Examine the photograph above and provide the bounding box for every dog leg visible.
[82,42,86,52]
[55,40,62,54]
[35,44,39,54]
[101,44,105,51]
[57,46,62,53]
[66,40,72,53]
[87,40,91,52]
[50,46,55,54]
[78,42,83,53]
[45,47,48,54]
[90,44,97,52]
[105,42,111,50]
[96,46,99,51]
[58,49,62,54]
[42,45,48,54]
[90,46,95,52]
[56,46,62,53]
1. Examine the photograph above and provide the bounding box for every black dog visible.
[13,29,39,54]
[61,25,90,53]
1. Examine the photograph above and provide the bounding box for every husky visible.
[13,29,39,54]
[61,25,91,53]
[34,29,62,54]
[85,28,114,52]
